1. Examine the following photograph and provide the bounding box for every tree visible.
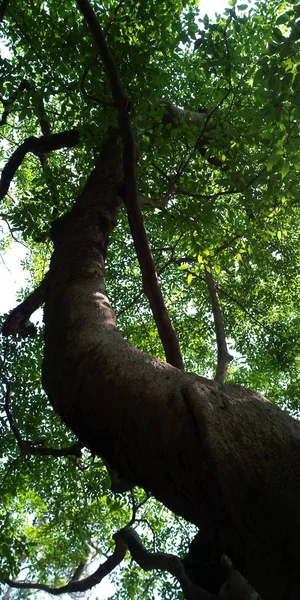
[0,0,300,598]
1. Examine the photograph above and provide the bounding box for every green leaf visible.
[281,162,289,179]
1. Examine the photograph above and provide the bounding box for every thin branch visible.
[0,129,80,202]
[80,54,114,106]
[71,544,95,583]
[0,337,9,372]
[21,441,84,458]
[0,213,29,248]
[204,267,233,384]
[215,284,271,333]
[75,0,184,370]
[117,235,239,319]
[119,526,216,600]
[6,9,47,70]
[174,187,238,200]
[37,97,52,137]
[35,96,62,213]
[222,26,232,89]
[246,167,266,188]
[104,0,126,34]
[128,489,150,526]
[0,80,31,126]
[0,455,22,490]
[174,89,233,185]
[3,379,22,444]
[2,277,48,337]
[117,245,183,317]
[5,534,127,595]
[138,190,171,209]
[161,100,210,128]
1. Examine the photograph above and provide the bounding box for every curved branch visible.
[119,526,216,600]
[0,129,80,202]
[4,534,126,595]
[205,267,233,383]
[75,0,184,369]
[2,277,48,337]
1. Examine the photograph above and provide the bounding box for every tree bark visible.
[42,136,300,600]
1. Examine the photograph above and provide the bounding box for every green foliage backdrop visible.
[0,0,300,596]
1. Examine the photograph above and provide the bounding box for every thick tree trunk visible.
[42,138,300,600]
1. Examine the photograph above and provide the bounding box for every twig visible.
[204,267,233,383]
[80,54,114,106]
[104,0,125,34]
[128,489,150,526]
[117,241,185,317]
[5,534,127,594]
[0,213,29,248]
[174,89,233,185]
[0,80,31,126]
[35,96,62,212]
[0,129,79,202]
[222,27,232,89]
[174,187,238,200]
[6,9,47,70]
[3,378,22,444]
[0,337,9,372]
[75,0,184,369]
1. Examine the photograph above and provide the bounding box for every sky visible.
[0,0,231,598]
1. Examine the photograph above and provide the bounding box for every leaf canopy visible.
[0,0,300,597]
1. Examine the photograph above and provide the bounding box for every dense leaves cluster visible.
[0,0,300,597]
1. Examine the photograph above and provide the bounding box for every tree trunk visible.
[42,137,300,600]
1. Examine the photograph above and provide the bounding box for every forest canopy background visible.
[0,0,300,599]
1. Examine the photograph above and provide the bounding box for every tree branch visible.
[2,277,48,337]
[120,527,261,599]
[119,526,216,600]
[4,534,126,595]
[75,0,184,369]
[204,267,233,383]
[0,129,80,202]
[161,99,211,128]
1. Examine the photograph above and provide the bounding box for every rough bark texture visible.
[42,138,300,600]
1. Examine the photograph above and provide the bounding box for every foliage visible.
[0,0,300,597]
